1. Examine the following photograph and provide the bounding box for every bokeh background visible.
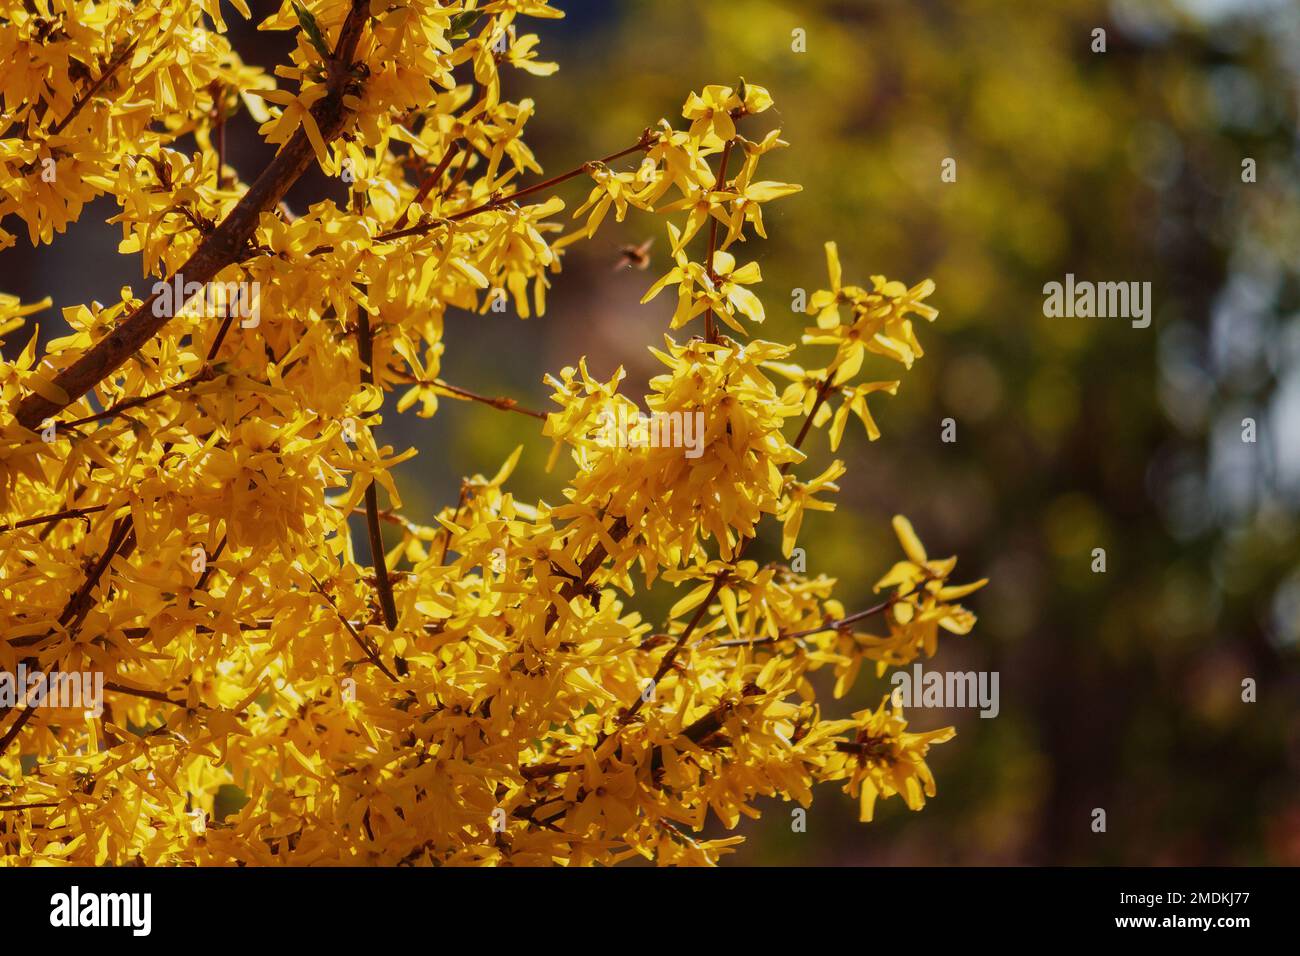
[3,0,1298,864]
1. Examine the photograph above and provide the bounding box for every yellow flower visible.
[0,0,982,865]
[777,459,845,557]
[704,249,765,332]
[828,380,899,449]
[254,86,333,166]
[682,84,741,143]
[866,515,988,661]
[820,696,956,822]
[804,242,939,374]
[719,151,801,246]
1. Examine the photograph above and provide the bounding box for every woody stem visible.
[10,0,372,431]
[357,300,399,633]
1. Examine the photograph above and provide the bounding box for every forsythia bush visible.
[0,0,985,865]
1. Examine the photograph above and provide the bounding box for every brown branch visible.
[400,141,462,223]
[834,737,892,758]
[102,681,185,708]
[206,307,239,362]
[542,515,630,633]
[3,503,108,531]
[519,761,571,781]
[648,685,764,773]
[618,572,725,729]
[58,516,134,631]
[357,308,399,630]
[192,534,226,597]
[11,0,373,431]
[0,706,36,759]
[2,504,127,680]
[787,375,834,469]
[7,513,137,664]
[441,142,474,199]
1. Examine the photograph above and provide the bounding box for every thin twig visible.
[373,133,653,242]
[617,573,724,729]
[58,517,134,632]
[401,140,462,221]
[102,681,185,708]
[703,139,735,344]
[49,39,140,136]
[62,366,216,429]
[192,534,227,597]
[787,376,834,468]
[3,504,108,531]
[310,576,398,682]
[399,376,546,420]
[713,598,895,647]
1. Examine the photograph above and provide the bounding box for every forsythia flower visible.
[0,0,984,867]
[805,241,939,374]
[819,696,956,822]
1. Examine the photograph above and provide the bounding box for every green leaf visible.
[292,1,333,61]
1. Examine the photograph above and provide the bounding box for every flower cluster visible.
[0,0,983,865]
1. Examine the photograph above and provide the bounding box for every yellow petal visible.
[892,515,929,565]
[824,241,842,290]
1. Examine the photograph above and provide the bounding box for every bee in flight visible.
[614,237,654,271]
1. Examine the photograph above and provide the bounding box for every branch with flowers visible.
[0,0,984,866]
